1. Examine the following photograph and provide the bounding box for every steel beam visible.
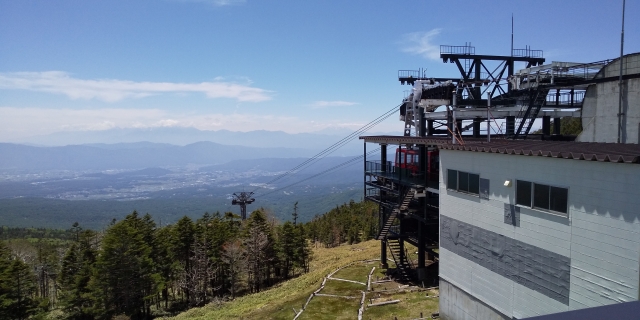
[423,108,580,120]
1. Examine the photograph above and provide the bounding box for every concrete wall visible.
[578,53,640,143]
[438,150,640,320]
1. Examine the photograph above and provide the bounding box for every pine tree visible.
[94,211,160,319]
[294,224,311,274]
[277,222,296,278]
[59,229,98,320]
[171,216,195,304]
[243,209,274,293]
[0,242,38,320]
[154,225,175,310]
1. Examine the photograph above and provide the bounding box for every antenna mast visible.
[617,0,626,143]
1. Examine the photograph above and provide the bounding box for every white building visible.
[438,141,640,319]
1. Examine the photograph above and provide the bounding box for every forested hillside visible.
[0,200,378,319]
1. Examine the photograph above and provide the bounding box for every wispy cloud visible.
[0,71,272,102]
[400,29,442,60]
[0,107,386,140]
[310,101,359,109]
[172,0,246,6]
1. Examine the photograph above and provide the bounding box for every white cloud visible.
[0,107,384,141]
[310,100,359,108]
[0,71,272,102]
[400,29,442,60]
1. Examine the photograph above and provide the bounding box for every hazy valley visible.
[0,136,367,229]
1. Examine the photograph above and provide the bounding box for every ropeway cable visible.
[250,103,401,194]
[252,104,399,192]
[257,148,381,198]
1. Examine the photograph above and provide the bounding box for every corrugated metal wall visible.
[438,150,640,319]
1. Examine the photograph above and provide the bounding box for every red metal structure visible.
[395,148,419,174]
[394,148,439,178]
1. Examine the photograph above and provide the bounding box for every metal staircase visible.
[377,191,414,240]
[377,210,398,240]
[387,238,412,282]
[513,87,550,139]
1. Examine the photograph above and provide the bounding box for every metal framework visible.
[397,44,627,140]
[231,191,255,220]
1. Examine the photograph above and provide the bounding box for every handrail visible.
[440,45,475,55]
[512,48,543,58]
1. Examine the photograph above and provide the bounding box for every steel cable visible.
[250,103,401,195]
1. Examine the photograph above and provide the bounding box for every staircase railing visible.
[513,87,549,139]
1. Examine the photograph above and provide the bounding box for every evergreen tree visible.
[171,216,195,304]
[59,229,98,320]
[294,224,311,274]
[154,225,175,310]
[94,211,160,320]
[0,241,39,320]
[277,222,296,278]
[243,209,274,293]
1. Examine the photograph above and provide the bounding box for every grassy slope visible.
[166,240,381,320]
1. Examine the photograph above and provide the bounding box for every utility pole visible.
[231,191,255,220]
[617,0,626,143]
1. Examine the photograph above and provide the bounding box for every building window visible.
[447,169,480,195]
[516,180,568,214]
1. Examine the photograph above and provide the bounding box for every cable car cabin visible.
[394,148,439,182]
[395,148,420,175]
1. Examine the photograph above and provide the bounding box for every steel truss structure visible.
[397,44,624,140]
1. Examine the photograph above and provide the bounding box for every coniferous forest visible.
[0,200,378,320]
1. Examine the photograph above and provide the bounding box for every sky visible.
[0,0,638,143]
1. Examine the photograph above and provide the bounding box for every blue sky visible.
[0,0,638,142]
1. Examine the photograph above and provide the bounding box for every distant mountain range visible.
[0,141,323,171]
[0,128,391,228]
[10,127,397,154]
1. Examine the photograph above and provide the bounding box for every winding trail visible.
[292,259,379,320]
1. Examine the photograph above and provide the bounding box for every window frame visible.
[447,169,481,196]
[515,179,569,216]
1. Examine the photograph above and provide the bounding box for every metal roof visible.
[360,135,483,145]
[360,135,640,164]
[441,140,640,164]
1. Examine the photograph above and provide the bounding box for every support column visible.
[381,144,387,170]
[417,201,426,281]
[554,117,562,135]
[507,60,514,92]
[506,116,515,136]
[381,240,388,269]
[380,143,388,269]
[474,59,482,99]
[447,111,453,137]
[419,107,426,137]
[542,116,551,136]
[363,142,367,200]
[473,118,481,137]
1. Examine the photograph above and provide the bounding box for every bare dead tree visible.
[244,225,268,293]
[222,240,245,298]
[177,236,218,307]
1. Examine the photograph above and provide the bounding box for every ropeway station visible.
[362,43,640,319]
